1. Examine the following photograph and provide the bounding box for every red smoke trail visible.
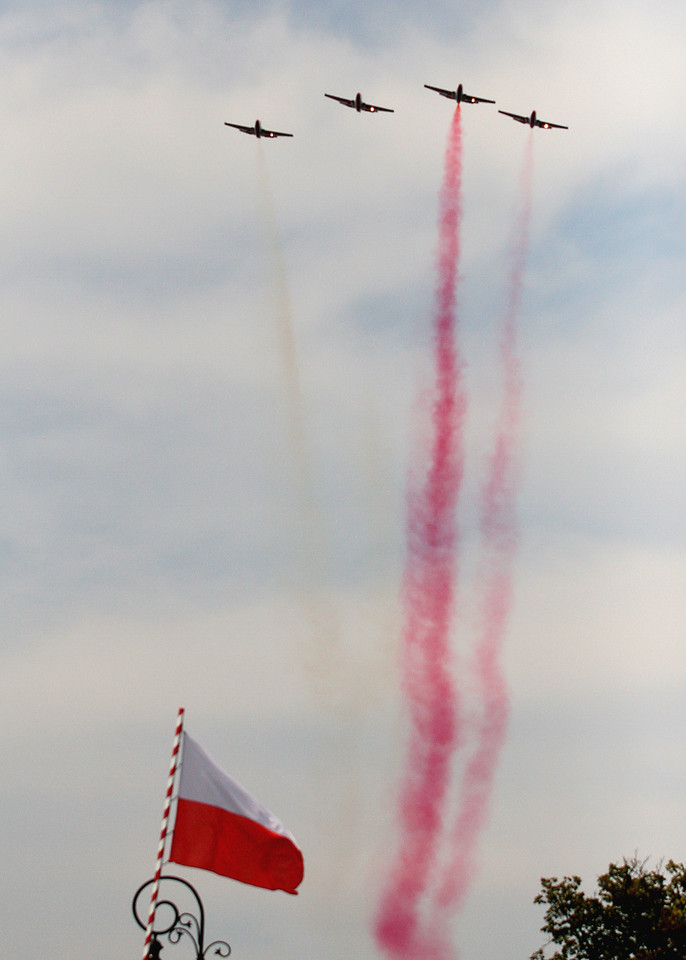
[433,131,534,919]
[375,106,466,960]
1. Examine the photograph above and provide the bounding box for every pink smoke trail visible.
[375,106,466,960]
[433,131,534,918]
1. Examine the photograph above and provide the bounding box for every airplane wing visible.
[325,93,356,108]
[260,128,294,138]
[535,119,568,130]
[224,122,256,135]
[360,101,394,113]
[498,110,529,124]
[424,84,455,99]
[465,94,496,104]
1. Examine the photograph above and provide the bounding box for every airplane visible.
[424,82,495,105]
[324,92,394,113]
[498,109,567,130]
[224,120,293,138]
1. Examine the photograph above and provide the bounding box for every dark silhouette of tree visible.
[531,857,686,959]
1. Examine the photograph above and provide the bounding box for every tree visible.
[531,857,686,960]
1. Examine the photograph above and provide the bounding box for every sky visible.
[0,0,684,958]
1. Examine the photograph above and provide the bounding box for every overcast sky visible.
[0,1,684,959]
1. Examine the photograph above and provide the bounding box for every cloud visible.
[0,1,683,959]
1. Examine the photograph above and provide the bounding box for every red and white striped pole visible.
[142,707,185,960]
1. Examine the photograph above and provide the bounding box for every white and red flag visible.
[168,732,304,895]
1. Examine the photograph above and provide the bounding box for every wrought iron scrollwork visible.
[132,875,232,960]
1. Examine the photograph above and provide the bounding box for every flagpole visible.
[142,706,185,960]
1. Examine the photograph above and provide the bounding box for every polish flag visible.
[168,733,304,895]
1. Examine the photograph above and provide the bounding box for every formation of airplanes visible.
[224,81,567,139]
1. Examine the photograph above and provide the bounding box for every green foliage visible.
[531,857,686,960]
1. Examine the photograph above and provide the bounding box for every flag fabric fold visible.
[168,732,304,895]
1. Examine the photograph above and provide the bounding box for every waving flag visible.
[169,732,304,895]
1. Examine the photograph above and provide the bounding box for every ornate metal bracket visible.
[132,875,232,960]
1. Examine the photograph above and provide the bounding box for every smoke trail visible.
[255,145,377,912]
[432,131,533,918]
[255,144,308,500]
[254,144,341,693]
[375,106,466,960]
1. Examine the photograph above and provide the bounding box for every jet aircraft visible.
[498,109,567,130]
[424,82,495,105]
[224,120,293,138]
[324,92,394,113]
